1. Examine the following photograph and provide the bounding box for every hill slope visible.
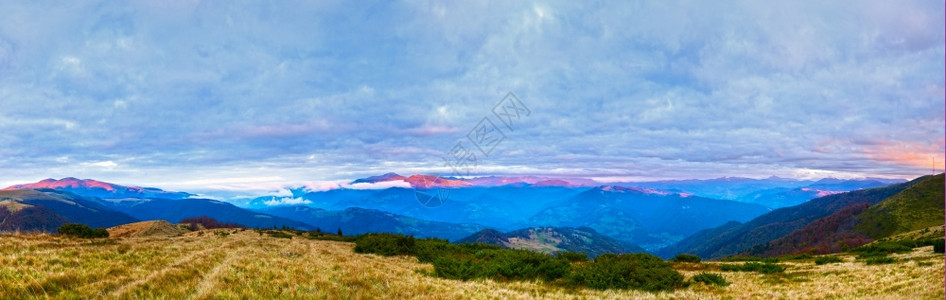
[742,174,945,256]
[855,174,945,239]
[0,189,138,232]
[0,202,71,232]
[658,177,919,259]
[525,186,771,249]
[741,203,872,256]
[258,206,485,241]
[106,198,312,230]
[456,226,643,257]
[107,220,188,238]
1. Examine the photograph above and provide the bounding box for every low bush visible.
[555,251,588,262]
[432,249,570,281]
[354,233,416,256]
[57,223,109,239]
[414,239,500,263]
[864,256,896,265]
[719,262,785,274]
[568,253,685,291]
[670,253,701,263]
[779,253,812,261]
[351,232,685,291]
[691,272,729,286]
[852,239,945,256]
[814,256,843,265]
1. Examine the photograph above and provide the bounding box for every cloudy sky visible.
[0,1,942,192]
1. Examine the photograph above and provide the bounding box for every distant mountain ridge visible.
[350,173,471,188]
[736,179,901,209]
[4,177,192,200]
[526,185,771,250]
[350,173,599,188]
[1,180,311,232]
[101,198,312,230]
[2,173,922,257]
[257,206,486,241]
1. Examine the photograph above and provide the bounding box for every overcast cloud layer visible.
[0,1,942,192]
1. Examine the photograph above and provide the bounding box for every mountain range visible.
[0,173,930,261]
[4,177,193,200]
[257,206,485,241]
[456,227,643,258]
[658,174,941,259]
[0,189,137,232]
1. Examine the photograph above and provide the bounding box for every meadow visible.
[0,229,942,299]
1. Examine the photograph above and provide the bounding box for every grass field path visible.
[108,237,238,298]
[190,242,246,299]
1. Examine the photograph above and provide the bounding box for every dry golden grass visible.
[107,220,187,238]
[0,230,941,299]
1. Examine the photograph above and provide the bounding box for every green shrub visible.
[934,240,944,253]
[555,251,588,262]
[779,253,812,261]
[864,256,896,265]
[90,228,109,238]
[814,256,843,265]
[432,256,479,279]
[348,233,686,292]
[414,239,500,263]
[354,233,416,256]
[851,240,917,257]
[719,262,785,274]
[568,253,685,291]
[856,251,891,259]
[670,253,701,263]
[691,272,729,286]
[429,248,570,281]
[57,223,109,239]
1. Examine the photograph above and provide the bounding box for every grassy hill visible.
[107,220,188,238]
[0,189,138,232]
[0,230,941,299]
[742,174,945,257]
[659,178,917,259]
[855,174,944,239]
[741,203,872,256]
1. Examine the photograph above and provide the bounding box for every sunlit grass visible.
[0,230,941,299]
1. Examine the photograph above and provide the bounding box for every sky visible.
[0,1,943,193]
